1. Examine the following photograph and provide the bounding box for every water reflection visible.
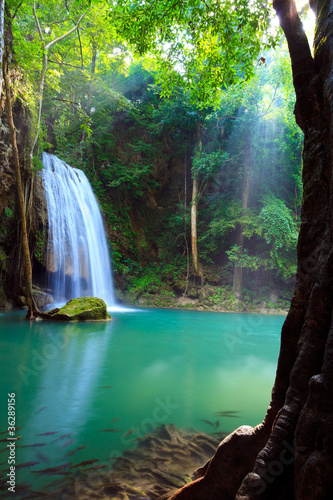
[0,309,283,484]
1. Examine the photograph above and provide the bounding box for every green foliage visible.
[112,0,279,107]
[111,250,141,276]
[4,207,13,219]
[226,245,262,270]
[34,228,47,265]
[223,194,298,278]
[106,161,156,197]
[6,0,302,299]
[192,150,229,180]
[259,194,298,248]
[258,193,298,277]
[130,268,162,295]
[128,258,187,297]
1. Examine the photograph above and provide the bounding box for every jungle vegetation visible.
[3,1,333,500]
[1,0,305,313]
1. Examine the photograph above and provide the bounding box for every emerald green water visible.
[0,308,284,492]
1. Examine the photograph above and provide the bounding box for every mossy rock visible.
[47,297,111,321]
[187,288,198,299]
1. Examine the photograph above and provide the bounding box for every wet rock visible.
[45,297,111,321]
[32,286,54,309]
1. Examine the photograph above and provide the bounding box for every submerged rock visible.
[46,297,111,321]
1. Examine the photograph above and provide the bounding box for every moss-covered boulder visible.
[46,297,111,321]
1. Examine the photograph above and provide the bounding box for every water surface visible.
[0,308,284,490]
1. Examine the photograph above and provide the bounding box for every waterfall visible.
[42,152,115,307]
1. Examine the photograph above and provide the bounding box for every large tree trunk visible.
[3,58,36,319]
[165,2,333,499]
[0,0,4,97]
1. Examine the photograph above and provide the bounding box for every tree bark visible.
[3,58,36,319]
[0,0,5,97]
[233,137,252,298]
[165,2,333,499]
[191,119,203,282]
[191,175,199,275]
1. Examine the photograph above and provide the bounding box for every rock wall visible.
[0,95,17,307]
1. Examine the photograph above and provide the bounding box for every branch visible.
[49,58,84,70]
[33,1,45,45]
[31,4,86,158]
[273,0,316,130]
[11,2,23,21]
[52,97,89,119]
[76,26,84,70]
[52,97,81,106]
[45,12,85,50]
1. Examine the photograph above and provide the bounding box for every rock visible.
[32,287,54,309]
[187,288,198,299]
[0,245,6,272]
[0,286,11,309]
[269,289,279,303]
[45,297,111,321]
[177,297,198,308]
[15,295,26,307]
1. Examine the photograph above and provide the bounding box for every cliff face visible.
[0,8,42,308]
[0,97,17,307]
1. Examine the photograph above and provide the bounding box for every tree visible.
[31,0,85,158]
[233,132,252,297]
[191,121,229,279]
[165,2,333,499]
[0,0,4,95]
[2,0,127,315]
[1,4,40,319]
[112,0,276,107]
[111,1,333,499]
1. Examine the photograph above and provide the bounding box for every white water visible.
[42,153,115,306]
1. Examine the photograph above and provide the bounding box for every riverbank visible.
[113,264,292,316]
[116,286,290,316]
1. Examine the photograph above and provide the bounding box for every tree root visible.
[164,425,271,500]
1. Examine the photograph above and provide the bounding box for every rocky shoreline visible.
[118,292,289,316]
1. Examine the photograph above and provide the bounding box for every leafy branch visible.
[31,1,85,159]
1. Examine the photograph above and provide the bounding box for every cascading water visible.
[42,152,115,307]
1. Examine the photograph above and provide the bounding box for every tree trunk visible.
[166,2,333,499]
[233,136,252,298]
[191,174,199,275]
[0,0,4,97]
[81,43,97,145]
[3,59,36,319]
[191,119,203,283]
